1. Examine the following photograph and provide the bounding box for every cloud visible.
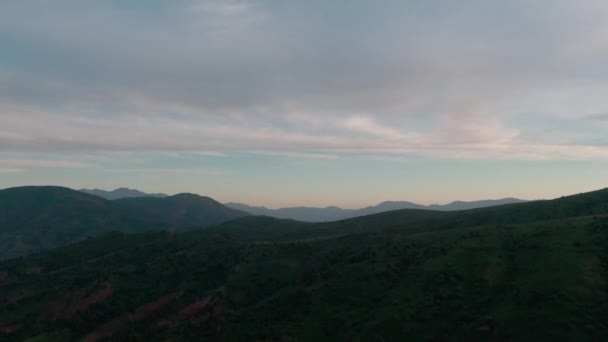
[587,113,608,122]
[104,167,224,175]
[191,1,254,16]
[1,1,608,160]
[340,116,406,140]
[246,151,339,160]
[437,111,519,145]
[0,158,94,168]
[0,168,24,174]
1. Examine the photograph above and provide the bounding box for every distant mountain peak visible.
[80,188,168,200]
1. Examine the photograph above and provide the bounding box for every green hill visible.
[0,186,248,259]
[1,188,607,340]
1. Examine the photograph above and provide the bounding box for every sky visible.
[1,0,608,208]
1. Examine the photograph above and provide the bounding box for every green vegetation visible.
[0,186,248,259]
[0,188,608,340]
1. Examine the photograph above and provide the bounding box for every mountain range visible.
[79,187,168,200]
[76,187,527,222]
[11,186,526,259]
[1,187,607,340]
[226,198,527,222]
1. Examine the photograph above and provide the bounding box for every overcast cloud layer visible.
[1,1,608,205]
[0,0,608,207]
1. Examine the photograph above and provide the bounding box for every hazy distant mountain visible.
[224,203,355,222]
[428,198,527,211]
[226,198,527,222]
[80,187,168,200]
[0,186,248,259]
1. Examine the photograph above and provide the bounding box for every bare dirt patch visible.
[0,324,20,335]
[158,293,221,329]
[25,266,42,274]
[85,292,182,342]
[52,284,113,320]
[129,292,182,321]
[5,289,31,305]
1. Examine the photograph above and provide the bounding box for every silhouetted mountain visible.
[114,193,249,231]
[226,197,527,222]
[0,186,248,259]
[1,188,607,340]
[79,187,168,200]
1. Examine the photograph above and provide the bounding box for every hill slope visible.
[0,188,607,340]
[0,186,248,259]
[226,197,527,222]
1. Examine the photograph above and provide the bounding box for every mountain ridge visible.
[79,187,168,200]
[226,197,528,222]
[78,187,527,222]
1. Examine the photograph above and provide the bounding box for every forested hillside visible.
[1,188,607,340]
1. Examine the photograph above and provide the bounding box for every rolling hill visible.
[226,198,527,222]
[0,188,607,340]
[0,186,248,260]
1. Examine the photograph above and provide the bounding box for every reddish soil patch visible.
[158,294,220,329]
[0,272,8,285]
[178,296,214,318]
[85,292,181,341]
[0,324,20,335]
[128,292,181,321]
[85,319,126,342]
[5,290,30,305]
[25,266,42,274]
[53,285,113,320]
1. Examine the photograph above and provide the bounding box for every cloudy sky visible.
[1,0,608,207]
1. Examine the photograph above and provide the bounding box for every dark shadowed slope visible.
[0,186,248,259]
[79,188,168,200]
[226,198,527,222]
[1,188,607,341]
